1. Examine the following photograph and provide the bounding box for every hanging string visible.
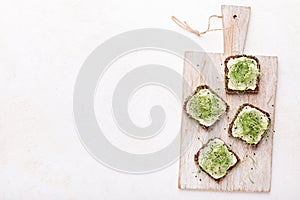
[171,15,225,36]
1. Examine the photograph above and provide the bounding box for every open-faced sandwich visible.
[229,103,271,146]
[184,85,228,129]
[225,55,260,94]
[194,138,239,181]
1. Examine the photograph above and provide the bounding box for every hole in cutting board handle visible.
[233,14,238,19]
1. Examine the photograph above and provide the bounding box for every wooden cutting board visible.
[178,5,278,192]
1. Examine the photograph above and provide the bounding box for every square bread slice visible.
[225,54,260,94]
[194,138,239,181]
[229,103,271,146]
[184,85,229,129]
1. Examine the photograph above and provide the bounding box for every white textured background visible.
[0,0,299,199]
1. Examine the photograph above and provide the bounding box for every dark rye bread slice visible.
[183,85,229,130]
[194,138,240,182]
[224,54,260,94]
[228,103,271,147]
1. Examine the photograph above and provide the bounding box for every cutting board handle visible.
[221,5,251,55]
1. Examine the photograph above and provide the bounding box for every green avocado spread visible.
[227,56,259,91]
[186,88,227,127]
[231,106,270,145]
[198,138,238,179]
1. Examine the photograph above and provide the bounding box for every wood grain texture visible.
[178,5,278,192]
[222,5,250,54]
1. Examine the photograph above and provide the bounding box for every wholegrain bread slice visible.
[184,85,229,130]
[224,54,260,94]
[194,138,240,182]
[228,103,271,146]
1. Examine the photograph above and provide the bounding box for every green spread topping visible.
[227,56,259,91]
[198,138,238,179]
[232,106,270,145]
[186,88,227,127]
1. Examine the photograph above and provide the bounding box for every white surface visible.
[0,0,299,199]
